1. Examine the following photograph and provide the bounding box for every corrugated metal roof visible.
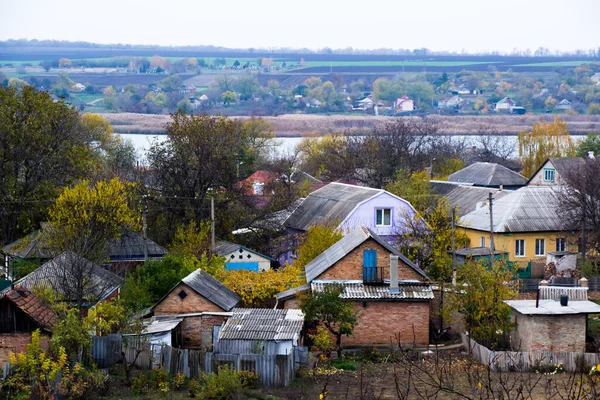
[275,284,310,302]
[182,269,241,311]
[311,280,434,300]
[448,162,527,187]
[285,183,383,232]
[5,252,123,304]
[218,308,304,341]
[304,226,427,282]
[109,231,167,260]
[142,318,183,335]
[457,186,576,233]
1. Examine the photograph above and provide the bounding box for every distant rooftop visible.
[448,162,527,187]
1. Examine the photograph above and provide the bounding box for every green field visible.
[301,60,499,67]
[514,61,591,67]
[0,60,42,66]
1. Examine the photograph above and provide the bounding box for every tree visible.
[588,103,600,115]
[577,133,600,157]
[518,117,576,177]
[298,133,351,181]
[236,73,259,100]
[301,283,357,358]
[176,97,193,113]
[58,58,71,68]
[45,178,140,264]
[295,224,344,270]
[0,87,96,244]
[221,91,237,106]
[445,260,517,350]
[7,77,27,89]
[473,125,517,166]
[169,220,211,259]
[150,55,170,71]
[304,77,322,89]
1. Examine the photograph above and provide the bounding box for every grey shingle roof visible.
[448,162,527,187]
[457,186,576,233]
[526,157,587,184]
[181,269,241,311]
[7,252,123,304]
[218,308,304,341]
[285,183,383,232]
[304,226,427,282]
[109,231,167,260]
[311,280,433,300]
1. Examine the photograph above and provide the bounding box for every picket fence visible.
[123,339,307,386]
[462,334,600,372]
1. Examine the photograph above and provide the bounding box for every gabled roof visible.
[457,186,575,233]
[285,183,396,232]
[527,157,587,184]
[497,97,515,105]
[443,185,511,217]
[218,308,304,341]
[8,252,123,304]
[448,162,527,187]
[214,240,275,262]
[2,230,52,259]
[169,268,241,312]
[311,280,433,300]
[0,288,58,332]
[109,231,167,261]
[304,226,427,282]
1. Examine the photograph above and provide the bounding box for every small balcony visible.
[363,266,385,284]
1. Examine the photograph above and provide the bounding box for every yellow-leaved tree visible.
[518,116,576,177]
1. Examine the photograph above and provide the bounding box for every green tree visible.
[301,283,357,358]
[588,103,600,115]
[7,77,27,89]
[445,260,517,350]
[0,87,96,244]
[576,133,600,156]
[236,73,260,100]
[386,169,436,214]
[169,220,211,259]
[221,91,237,105]
[304,77,322,89]
[176,97,193,113]
[158,74,182,92]
[518,116,576,177]
[295,224,344,270]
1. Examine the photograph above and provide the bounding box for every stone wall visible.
[510,310,586,352]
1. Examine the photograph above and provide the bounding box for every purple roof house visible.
[281,183,418,264]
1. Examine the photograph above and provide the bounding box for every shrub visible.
[132,371,150,394]
[188,378,202,397]
[172,372,186,390]
[152,367,169,389]
[333,361,357,371]
[238,370,259,388]
[198,366,242,399]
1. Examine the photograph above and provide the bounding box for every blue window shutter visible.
[363,249,377,280]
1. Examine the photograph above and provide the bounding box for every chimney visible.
[390,255,399,294]
[588,151,595,159]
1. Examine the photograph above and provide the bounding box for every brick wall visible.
[316,238,422,281]
[282,297,302,309]
[0,333,50,368]
[510,311,586,352]
[180,314,228,350]
[430,288,465,338]
[341,301,429,347]
[154,283,225,315]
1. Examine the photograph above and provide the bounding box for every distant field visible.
[302,60,497,67]
[514,61,592,67]
[1,60,41,66]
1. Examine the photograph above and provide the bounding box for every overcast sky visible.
[1,0,598,53]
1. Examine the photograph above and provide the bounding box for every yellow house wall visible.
[460,228,578,262]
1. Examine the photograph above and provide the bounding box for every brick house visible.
[0,288,58,367]
[152,269,241,350]
[277,226,433,348]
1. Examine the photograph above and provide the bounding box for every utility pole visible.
[451,207,457,286]
[211,196,216,253]
[488,192,495,266]
[142,195,148,261]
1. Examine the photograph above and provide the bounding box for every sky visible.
[1,0,599,53]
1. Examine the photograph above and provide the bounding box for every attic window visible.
[178,290,188,300]
[543,168,555,183]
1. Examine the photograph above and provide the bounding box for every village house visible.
[394,96,414,112]
[447,162,528,190]
[152,268,241,350]
[438,95,464,109]
[495,97,516,112]
[0,288,58,367]
[214,240,275,272]
[277,226,432,348]
[430,181,511,217]
[555,99,572,110]
[527,157,588,187]
[457,186,579,276]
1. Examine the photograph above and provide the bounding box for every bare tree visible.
[472,125,518,167]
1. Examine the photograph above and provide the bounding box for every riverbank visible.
[104,113,600,137]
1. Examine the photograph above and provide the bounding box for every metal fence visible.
[462,333,599,372]
[88,334,122,368]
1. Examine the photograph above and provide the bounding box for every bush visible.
[198,366,242,399]
[188,378,202,397]
[132,371,150,394]
[238,370,259,388]
[152,367,169,390]
[333,361,357,371]
[172,372,186,390]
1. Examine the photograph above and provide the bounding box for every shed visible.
[216,308,304,356]
[215,241,275,272]
[128,317,183,347]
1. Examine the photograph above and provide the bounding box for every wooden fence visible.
[462,334,600,372]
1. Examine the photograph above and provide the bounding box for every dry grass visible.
[104,113,600,137]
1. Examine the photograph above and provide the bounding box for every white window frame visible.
[375,208,392,227]
[543,168,555,183]
[515,239,525,257]
[535,238,545,256]
[480,237,485,247]
[556,238,566,252]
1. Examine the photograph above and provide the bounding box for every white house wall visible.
[223,249,271,271]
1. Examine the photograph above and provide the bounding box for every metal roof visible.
[181,269,241,311]
[275,284,310,302]
[142,318,183,335]
[454,247,508,257]
[505,299,600,315]
[214,240,275,261]
[108,231,167,260]
[304,226,427,282]
[448,162,527,187]
[285,183,384,232]
[457,186,575,233]
[311,280,434,300]
[218,308,304,341]
[6,252,123,304]
[443,185,511,217]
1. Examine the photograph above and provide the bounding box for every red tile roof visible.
[3,289,58,332]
